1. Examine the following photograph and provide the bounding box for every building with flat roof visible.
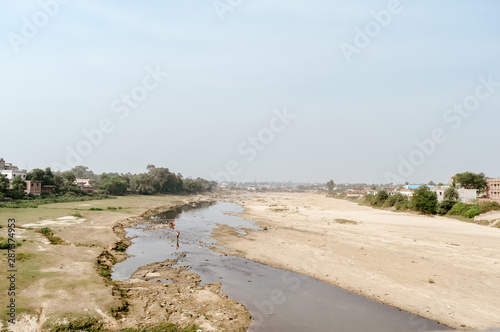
[0,158,27,180]
[25,180,42,196]
[429,187,477,203]
[487,178,500,202]
[75,178,95,193]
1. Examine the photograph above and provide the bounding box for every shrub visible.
[362,194,374,205]
[383,193,408,208]
[41,227,52,235]
[464,206,481,218]
[449,202,469,215]
[49,316,103,332]
[0,237,21,249]
[71,211,83,218]
[412,187,438,214]
[478,201,500,214]
[371,190,389,207]
[395,199,409,211]
[382,195,396,208]
[437,200,456,215]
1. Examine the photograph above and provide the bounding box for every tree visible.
[26,167,55,187]
[71,166,97,180]
[444,186,459,201]
[175,173,184,192]
[453,172,487,191]
[63,172,76,184]
[182,178,215,193]
[99,176,128,196]
[327,180,335,192]
[0,174,10,194]
[371,190,389,207]
[183,178,202,193]
[412,186,438,214]
[26,168,45,182]
[43,168,55,186]
[130,173,156,195]
[428,181,436,186]
[11,176,27,197]
[54,172,82,195]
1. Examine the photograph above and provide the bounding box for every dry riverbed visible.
[0,194,250,332]
[213,192,500,331]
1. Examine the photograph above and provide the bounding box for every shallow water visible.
[112,201,452,332]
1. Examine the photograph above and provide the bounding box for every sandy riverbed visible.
[213,192,500,330]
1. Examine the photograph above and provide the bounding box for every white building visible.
[430,186,477,204]
[0,158,27,180]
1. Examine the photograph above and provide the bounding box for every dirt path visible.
[213,192,500,330]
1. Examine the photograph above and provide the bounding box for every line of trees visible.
[0,165,216,200]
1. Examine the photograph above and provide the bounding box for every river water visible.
[112,201,452,332]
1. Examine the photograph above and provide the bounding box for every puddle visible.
[113,202,451,332]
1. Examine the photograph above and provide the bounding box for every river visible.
[112,201,451,332]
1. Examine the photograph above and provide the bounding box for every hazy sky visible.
[1,0,499,184]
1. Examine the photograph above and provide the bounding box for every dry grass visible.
[334,218,358,225]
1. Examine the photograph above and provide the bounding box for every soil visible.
[213,192,500,331]
[0,194,251,332]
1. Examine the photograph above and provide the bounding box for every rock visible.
[145,272,161,279]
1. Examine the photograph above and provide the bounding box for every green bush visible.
[448,202,469,215]
[383,193,408,208]
[41,227,52,235]
[371,190,389,207]
[362,194,374,205]
[464,206,481,218]
[49,316,103,331]
[0,237,21,249]
[412,187,438,214]
[395,199,409,210]
[437,200,457,215]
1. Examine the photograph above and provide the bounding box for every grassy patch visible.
[16,252,35,261]
[0,236,21,249]
[114,241,129,252]
[43,315,103,332]
[39,227,65,245]
[0,195,115,209]
[71,211,83,218]
[0,252,55,321]
[96,250,116,280]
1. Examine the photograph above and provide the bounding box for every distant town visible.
[1,157,499,204]
[0,158,95,196]
[220,177,500,204]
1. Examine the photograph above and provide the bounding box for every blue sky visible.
[1,0,499,183]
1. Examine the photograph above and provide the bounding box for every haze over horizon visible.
[1,0,499,184]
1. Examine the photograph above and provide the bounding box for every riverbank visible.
[0,194,250,331]
[213,192,500,330]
